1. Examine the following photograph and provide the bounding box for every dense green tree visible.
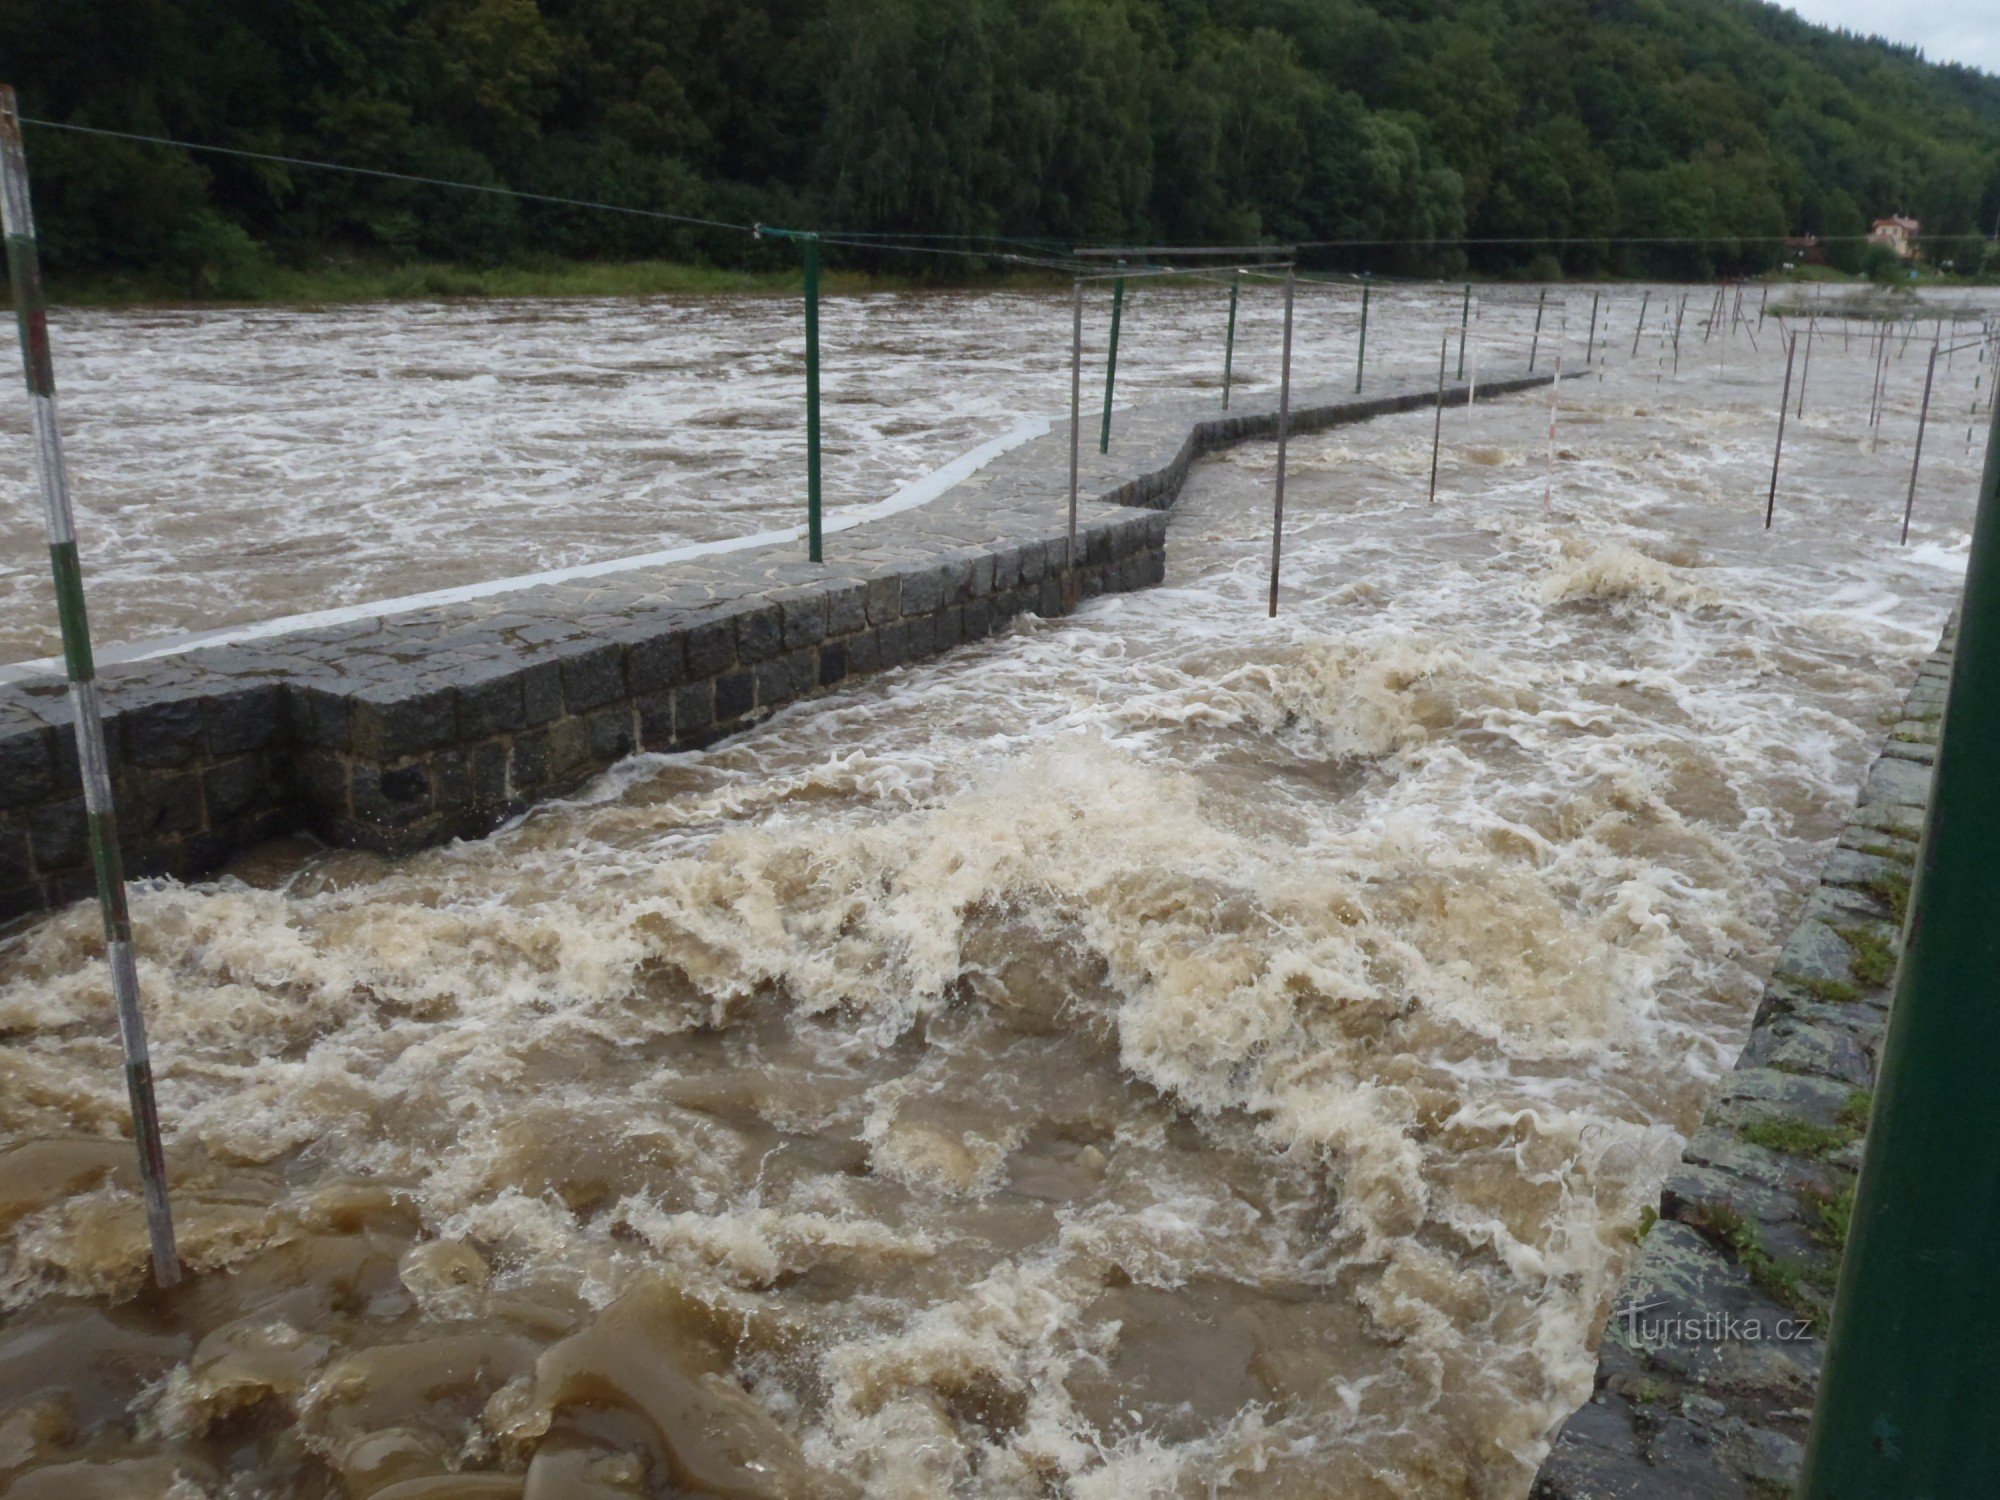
[1,0,1995,285]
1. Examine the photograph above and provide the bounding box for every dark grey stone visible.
[560,642,626,713]
[818,641,848,687]
[202,756,273,822]
[781,593,828,650]
[587,705,636,764]
[459,673,528,738]
[295,752,351,820]
[674,680,716,739]
[287,683,353,751]
[826,585,868,636]
[626,631,687,695]
[519,661,564,727]
[0,729,54,808]
[637,691,676,752]
[353,761,434,825]
[902,565,947,616]
[686,618,735,677]
[350,681,457,761]
[0,826,32,888]
[737,606,784,663]
[547,717,593,781]
[846,632,880,676]
[125,771,204,841]
[119,693,207,769]
[510,729,550,792]
[755,650,816,707]
[202,684,284,757]
[471,742,508,808]
[933,607,964,651]
[715,670,754,722]
[865,576,902,626]
[26,797,88,870]
[428,749,472,814]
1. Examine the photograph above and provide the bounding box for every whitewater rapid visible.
[0,283,1990,1497]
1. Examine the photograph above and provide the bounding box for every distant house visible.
[1870,216,1921,258]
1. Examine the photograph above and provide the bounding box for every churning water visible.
[0,283,1992,1497]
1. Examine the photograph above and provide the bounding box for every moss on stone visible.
[1865,871,1911,926]
[1742,1116,1853,1158]
[1792,975,1861,1005]
[1836,925,1896,988]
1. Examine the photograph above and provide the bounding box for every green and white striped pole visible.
[1529,287,1546,373]
[0,88,180,1287]
[1222,270,1238,411]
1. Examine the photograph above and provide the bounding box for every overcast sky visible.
[1782,1,2000,74]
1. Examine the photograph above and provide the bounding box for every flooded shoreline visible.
[0,289,1992,1496]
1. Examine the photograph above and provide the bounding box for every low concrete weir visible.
[0,369,1553,921]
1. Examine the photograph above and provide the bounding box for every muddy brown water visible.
[0,289,1992,1497]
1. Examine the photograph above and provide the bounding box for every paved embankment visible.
[1533,620,1952,1498]
[0,369,1554,921]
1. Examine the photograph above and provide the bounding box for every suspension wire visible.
[20,116,758,237]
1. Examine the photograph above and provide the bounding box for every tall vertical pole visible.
[1099,269,1124,455]
[1067,279,1083,589]
[803,233,823,563]
[1758,281,1769,329]
[1766,331,1797,530]
[1545,349,1563,511]
[1354,274,1370,394]
[1901,339,1939,546]
[1456,283,1471,380]
[1801,388,2000,1500]
[1222,270,1239,411]
[0,89,180,1288]
[1797,316,1814,419]
[1428,331,1448,504]
[1529,287,1546,373]
[1269,273,1294,619]
[1585,291,1600,368]
[1631,289,1651,357]
[1672,294,1687,375]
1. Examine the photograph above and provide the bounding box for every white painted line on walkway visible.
[0,417,1054,685]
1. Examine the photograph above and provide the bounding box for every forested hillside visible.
[4,0,1998,286]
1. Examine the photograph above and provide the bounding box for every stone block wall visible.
[1,528,1160,921]
[1,367,1550,923]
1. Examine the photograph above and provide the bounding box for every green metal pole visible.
[803,232,822,563]
[1456,282,1470,380]
[1223,271,1238,411]
[1530,287,1546,373]
[1801,388,2000,1498]
[1100,269,1124,454]
[1355,274,1370,394]
[0,89,180,1288]
[1585,291,1600,368]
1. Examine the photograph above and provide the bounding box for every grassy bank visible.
[41,256,1067,309]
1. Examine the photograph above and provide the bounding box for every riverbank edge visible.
[0,369,1556,923]
[1532,617,1953,1498]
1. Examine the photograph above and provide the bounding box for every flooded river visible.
[0,284,1992,1497]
